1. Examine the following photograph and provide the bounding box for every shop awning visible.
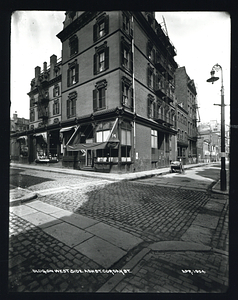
[60,126,77,133]
[17,135,27,141]
[67,140,120,151]
[33,132,47,144]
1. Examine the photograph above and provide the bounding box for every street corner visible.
[10,188,37,207]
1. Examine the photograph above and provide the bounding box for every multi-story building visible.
[174,66,198,164]
[176,102,189,164]
[53,11,178,172]
[10,112,29,162]
[27,55,62,162]
[12,11,179,172]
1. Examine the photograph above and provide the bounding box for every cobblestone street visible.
[8,165,229,293]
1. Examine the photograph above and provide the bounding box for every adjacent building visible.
[174,67,198,164]
[10,112,29,162]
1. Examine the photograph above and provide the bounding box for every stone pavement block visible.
[149,241,211,252]
[74,236,126,269]
[86,222,143,251]
[22,211,63,229]
[192,214,219,230]
[204,201,225,212]
[181,225,212,245]
[58,213,99,229]
[43,222,93,248]
[26,200,64,214]
[9,255,27,268]
[10,205,38,217]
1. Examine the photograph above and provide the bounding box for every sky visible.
[11,11,230,124]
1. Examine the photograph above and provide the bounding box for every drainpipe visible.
[132,14,136,171]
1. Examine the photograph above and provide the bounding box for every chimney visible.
[13,111,17,121]
[43,62,47,72]
[50,54,57,79]
[35,66,41,78]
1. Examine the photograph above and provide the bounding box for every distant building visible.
[10,112,29,161]
[174,67,198,164]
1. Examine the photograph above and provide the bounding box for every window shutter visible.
[93,24,97,42]
[105,47,109,70]
[67,99,70,118]
[93,53,97,75]
[120,42,124,66]
[121,81,124,105]
[147,98,151,118]
[101,87,106,108]
[72,99,76,116]
[75,64,79,83]
[53,87,55,97]
[93,89,97,111]
[130,50,133,73]
[131,88,134,111]
[67,69,70,87]
[105,15,109,35]
[147,67,150,87]
[153,73,156,90]
[154,101,158,119]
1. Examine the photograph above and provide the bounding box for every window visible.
[94,42,109,75]
[151,129,158,148]
[93,14,109,42]
[96,130,110,142]
[30,109,35,122]
[121,77,133,109]
[30,98,35,107]
[53,85,60,97]
[147,65,155,89]
[53,99,60,115]
[123,14,130,33]
[93,80,107,111]
[69,35,78,56]
[67,61,79,87]
[147,41,153,60]
[147,94,156,119]
[121,37,133,72]
[67,92,77,118]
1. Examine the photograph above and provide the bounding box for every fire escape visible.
[36,70,49,125]
[153,16,176,128]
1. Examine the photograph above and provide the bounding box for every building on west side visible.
[26,55,62,163]
[10,112,29,162]
[174,66,198,164]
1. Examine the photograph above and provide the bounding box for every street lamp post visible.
[207,63,227,191]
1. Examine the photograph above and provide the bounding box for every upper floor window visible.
[53,99,60,115]
[93,80,107,112]
[147,64,155,89]
[30,109,35,122]
[67,60,79,87]
[121,37,133,72]
[122,12,133,37]
[53,85,60,97]
[121,76,133,110]
[30,98,35,107]
[93,14,109,42]
[67,91,77,118]
[94,42,109,75]
[147,94,156,119]
[69,35,78,56]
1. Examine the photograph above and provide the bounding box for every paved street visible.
[8,163,229,293]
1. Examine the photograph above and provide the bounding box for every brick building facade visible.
[11,11,181,173]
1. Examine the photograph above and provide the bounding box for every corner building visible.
[29,11,178,173]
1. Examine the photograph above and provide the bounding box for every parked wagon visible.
[170,160,184,173]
